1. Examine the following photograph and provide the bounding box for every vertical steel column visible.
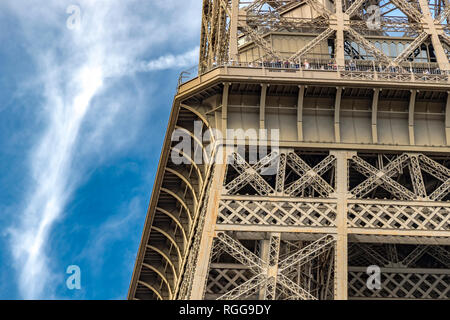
[260,84,268,130]
[334,87,343,143]
[297,85,305,141]
[190,163,227,299]
[418,0,450,71]
[331,150,353,300]
[371,88,380,144]
[334,0,346,67]
[408,90,417,145]
[222,82,230,139]
[229,0,240,62]
[264,233,281,300]
[445,92,450,145]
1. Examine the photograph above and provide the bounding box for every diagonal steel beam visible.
[392,32,428,65]
[427,246,450,268]
[345,0,366,17]
[216,232,265,273]
[219,0,232,16]
[418,154,450,181]
[246,0,266,12]
[277,274,318,300]
[275,153,287,194]
[217,274,267,300]
[429,178,450,200]
[354,243,390,266]
[345,28,393,65]
[408,154,427,199]
[225,151,277,195]
[286,153,335,196]
[289,28,335,62]
[436,4,450,23]
[350,154,415,200]
[279,235,335,272]
[401,245,429,267]
[390,0,423,22]
[304,0,333,18]
[239,24,283,60]
[263,233,281,300]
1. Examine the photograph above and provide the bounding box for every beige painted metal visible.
[190,163,226,299]
[129,0,450,301]
[331,150,353,300]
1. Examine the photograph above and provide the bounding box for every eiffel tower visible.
[128,0,450,300]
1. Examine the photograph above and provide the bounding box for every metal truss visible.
[304,0,333,18]
[350,154,415,200]
[215,232,265,274]
[284,153,336,197]
[401,245,429,267]
[130,105,215,300]
[349,18,422,34]
[130,1,450,302]
[390,0,423,22]
[224,151,335,198]
[351,243,390,266]
[347,243,450,300]
[427,246,450,268]
[224,151,278,196]
[349,267,450,299]
[350,153,450,201]
[436,5,450,23]
[348,201,450,231]
[392,32,429,65]
[214,233,335,300]
[289,28,335,62]
[345,28,393,65]
[218,198,337,227]
[199,0,232,72]
[206,266,252,295]
[197,0,450,72]
[216,274,267,300]
[177,168,216,300]
[239,24,283,60]
[278,235,335,272]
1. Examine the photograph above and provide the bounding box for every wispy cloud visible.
[138,47,199,72]
[3,0,200,299]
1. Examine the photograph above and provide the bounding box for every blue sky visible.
[0,0,201,299]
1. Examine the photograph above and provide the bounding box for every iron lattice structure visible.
[129,0,450,300]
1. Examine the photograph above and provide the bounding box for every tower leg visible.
[190,163,227,299]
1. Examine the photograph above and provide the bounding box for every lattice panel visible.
[206,268,252,295]
[348,202,450,231]
[349,270,450,299]
[218,200,337,227]
[212,233,335,300]
[349,153,450,201]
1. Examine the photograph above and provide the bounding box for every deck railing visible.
[178,60,449,89]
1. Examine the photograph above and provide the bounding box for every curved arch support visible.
[174,125,210,166]
[155,207,188,248]
[137,280,164,300]
[169,147,204,186]
[142,263,173,299]
[147,245,179,285]
[166,167,198,206]
[180,104,215,143]
[151,225,183,269]
[161,187,194,224]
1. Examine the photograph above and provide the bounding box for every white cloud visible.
[138,47,199,71]
[3,0,201,299]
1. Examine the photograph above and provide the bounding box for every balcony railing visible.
[178,59,449,89]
